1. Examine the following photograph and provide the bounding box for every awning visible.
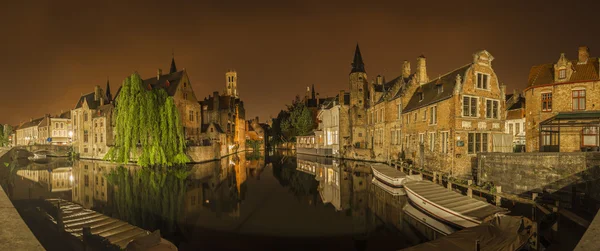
[540,111,600,127]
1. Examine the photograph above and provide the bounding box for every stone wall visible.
[187,145,221,163]
[477,152,600,194]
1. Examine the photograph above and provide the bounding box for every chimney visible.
[578,46,590,63]
[402,60,411,78]
[213,91,219,110]
[417,55,428,85]
[94,85,101,101]
[157,69,162,79]
[339,90,345,106]
[376,75,383,85]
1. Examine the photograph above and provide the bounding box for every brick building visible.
[402,50,507,178]
[200,70,246,151]
[71,85,110,158]
[525,46,600,152]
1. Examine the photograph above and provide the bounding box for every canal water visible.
[0,150,589,250]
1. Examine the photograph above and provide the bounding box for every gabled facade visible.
[71,85,109,158]
[348,44,369,148]
[401,50,507,178]
[15,116,45,146]
[525,46,600,152]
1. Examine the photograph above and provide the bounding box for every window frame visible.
[476,72,490,90]
[572,89,586,111]
[429,106,437,125]
[429,132,436,152]
[485,98,500,119]
[462,95,479,117]
[467,132,489,154]
[541,92,553,112]
[581,127,598,147]
[440,131,449,154]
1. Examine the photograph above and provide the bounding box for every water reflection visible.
[2,151,445,250]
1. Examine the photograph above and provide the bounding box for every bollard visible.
[433,172,437,183]
[400,165,404,172]
[447,181,452,191]
[552,201,559,241]
[475,240,480,251]
[409,169,413,175]
[467,180,473,198]
[495,186,502,206]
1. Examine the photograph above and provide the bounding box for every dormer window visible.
[559,69,566,79]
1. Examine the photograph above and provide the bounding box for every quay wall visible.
[0,148,44,250]
[477,152,600,194]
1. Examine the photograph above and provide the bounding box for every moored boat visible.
[400,215,535,251]
[371,163,420,188]
[404,180,508,229]
[372,177,406,196]
[403,203,457,237]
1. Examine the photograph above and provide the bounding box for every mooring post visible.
[400,164,404,173]
[475,240,480,251]
[447,181,452,191]
[531,193,539,251]
[467,180,473,198]
[57,200,64,234]
[82,226,91,250]
[495,186,502,206]
[552,201,559,241]
[409,169,413,175]
[433,172,437,183]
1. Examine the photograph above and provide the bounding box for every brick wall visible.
[525,80,600,152]
[477,152,600,194]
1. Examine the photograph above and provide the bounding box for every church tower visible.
[348,44,369,148]
[225,70,238,98]
[349,44,368,108]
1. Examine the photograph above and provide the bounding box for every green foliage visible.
[0,124,12,147]
[105,73,189,167]
[106,165,190,233]
[270,95,315,144]
[246,139,261,152]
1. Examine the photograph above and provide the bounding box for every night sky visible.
[2,0,600,126]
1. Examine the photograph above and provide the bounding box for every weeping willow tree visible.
[105,166,189,233]
[104,73,189,167]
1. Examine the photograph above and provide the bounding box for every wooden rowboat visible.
[404,180,508,229]
[371,163,419,188]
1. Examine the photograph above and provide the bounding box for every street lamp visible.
[68,131,73,137]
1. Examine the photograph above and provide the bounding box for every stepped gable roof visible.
[528,57,599,87]
[403,64,471,113]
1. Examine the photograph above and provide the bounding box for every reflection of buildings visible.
[184,155,248,220]
[16,167,73,192]
[71,160,118,209]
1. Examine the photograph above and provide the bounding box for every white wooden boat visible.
[371,177,406,195]
[404,180,508,229]
[371,163,419,187]
[403,203,457,236]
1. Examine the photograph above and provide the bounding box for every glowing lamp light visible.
[69,175,74,182]
[68,131,73,137]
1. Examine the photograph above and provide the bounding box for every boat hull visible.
[403,204,457,236]
[371,177,406,195]
[405,185,481,229]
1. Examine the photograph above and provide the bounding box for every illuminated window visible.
[463,96,478,117]
[559,69,566,79]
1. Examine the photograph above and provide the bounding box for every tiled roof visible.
[201,123,224,133]
[17,117,45,130]
[508,96,525,110]
[75,92,105,110]
[527,58,599,87]
[92,104,114,118]
[403,64,471,113]
[114,70,185,100]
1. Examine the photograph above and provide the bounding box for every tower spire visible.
[170,51,177,74]
[351,43,366,74]
[106,77,113,103]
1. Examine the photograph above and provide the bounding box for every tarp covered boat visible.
[400,215,535,251]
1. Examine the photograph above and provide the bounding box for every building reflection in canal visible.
[4,151,453,250]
